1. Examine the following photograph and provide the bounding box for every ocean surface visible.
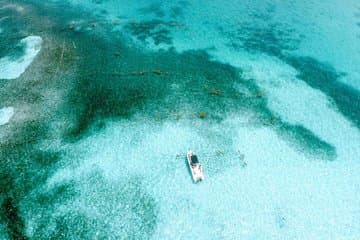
[1,0,360,239]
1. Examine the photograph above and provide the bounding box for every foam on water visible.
[0,36,42,80]
[0,107,14,126]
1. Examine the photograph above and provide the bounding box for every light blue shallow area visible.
[1,0,360,239]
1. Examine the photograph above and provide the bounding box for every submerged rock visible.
[199,112,207,118]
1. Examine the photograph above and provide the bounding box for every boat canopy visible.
[191,155,199,164]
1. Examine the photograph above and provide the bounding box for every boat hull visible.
[187,151,204,183]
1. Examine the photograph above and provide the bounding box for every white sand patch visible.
[0,107,14,125]
[150,118,360,239]
[0,36,42,80]
[39,112,360,239]
[211,48,360,161]
[236,54,360,161]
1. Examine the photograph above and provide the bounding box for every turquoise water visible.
[0,0,360,239]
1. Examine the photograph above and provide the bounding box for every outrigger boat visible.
[187,150,204,182]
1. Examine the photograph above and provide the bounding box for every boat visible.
[186,150,205,182]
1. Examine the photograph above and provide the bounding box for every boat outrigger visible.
[187,150,205,182]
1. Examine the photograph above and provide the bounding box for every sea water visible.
[0,0,359,239]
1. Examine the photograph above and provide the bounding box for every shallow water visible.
[0,107,13,125]
[0,0,360,239]
[0,36,42,80]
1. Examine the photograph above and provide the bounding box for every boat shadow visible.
[184,156,194,181]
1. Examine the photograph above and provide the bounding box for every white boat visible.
[187,150,204,182]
